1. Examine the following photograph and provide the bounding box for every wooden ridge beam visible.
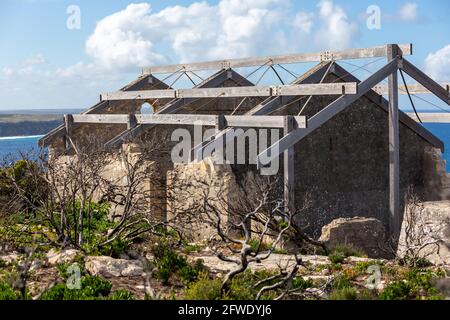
[257,57,400,166]
[101,83,357,101]
[143,44,412,74]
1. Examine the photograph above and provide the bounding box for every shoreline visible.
[0,135,44,141]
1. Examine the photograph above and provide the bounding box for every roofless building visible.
[39,44,450,241]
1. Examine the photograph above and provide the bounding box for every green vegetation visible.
[185,273,222,300]
[152,243,206,285]
[0,282,20,300]
[328,244,365,264]
[380,269,444,300]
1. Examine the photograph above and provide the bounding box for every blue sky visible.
[0,0,449,111]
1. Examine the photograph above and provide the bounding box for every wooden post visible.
[387,44,400,237]
[64,114,73,150]
[284,116,295,214]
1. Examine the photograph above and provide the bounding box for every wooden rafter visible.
[400,58,450,105]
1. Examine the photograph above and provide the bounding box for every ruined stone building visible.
[39,44,450,245]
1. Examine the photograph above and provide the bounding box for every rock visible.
[85,256,144,277]
[118,253,130,260]
[398,201,450,266]
[126,249,141,260]
[319,217,388,259]
[46,249,81,266]
[0,252,20,264]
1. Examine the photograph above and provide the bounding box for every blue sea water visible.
[0,126,449,170]
[0,135,44,162]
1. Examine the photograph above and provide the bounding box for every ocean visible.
[0,125,449,171]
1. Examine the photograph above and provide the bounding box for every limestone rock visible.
[397,201,450,266]
[46,249,81,266]
[0,252,20,264]
[319,217,388,258]
[85,256,144,277]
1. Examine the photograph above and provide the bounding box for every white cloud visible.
[293,12,314,33]
[23,54,46,66]
[84,0,359,70]
[399,2,418,22]
[314,0,358,50]
[425,45,450,81]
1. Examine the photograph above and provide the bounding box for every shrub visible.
[40,275,112,300]
[152,243,206,284]
[332,274,352,290]
[291,277,314,290]
[329,244,365,261]
[0,282,19,300]
[108,289,135,300]
[329,287,358,300]
[329,251,346,264]
[379,269,444,300]
[379,280,411,300]
[98,238,131,258]
[185,273,222,300]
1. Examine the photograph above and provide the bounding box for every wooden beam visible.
[387,44,401,238]
[72,114,130,124]
[401,58,450,105]
[68,113,307,129]
[373,83,450,95]
[406,112,450,123]
[143,44,412,74]
[64,114,74,150]
[101,83,358,101]
[257,57,399,166]
[284,116,295,214]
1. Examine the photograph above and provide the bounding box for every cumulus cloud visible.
[425,45,450,81]
[23,54,46,66]
[293,12,314,33]
[85,1,290,69]
[85,0,358,71]
[314,0,358,50]
[399,2,418,22]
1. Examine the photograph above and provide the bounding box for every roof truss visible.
[143,44,413,74]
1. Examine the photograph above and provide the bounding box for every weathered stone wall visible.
[49,72,444,243]
[423,146,450,201]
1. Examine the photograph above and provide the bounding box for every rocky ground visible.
[1,246,449,300]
